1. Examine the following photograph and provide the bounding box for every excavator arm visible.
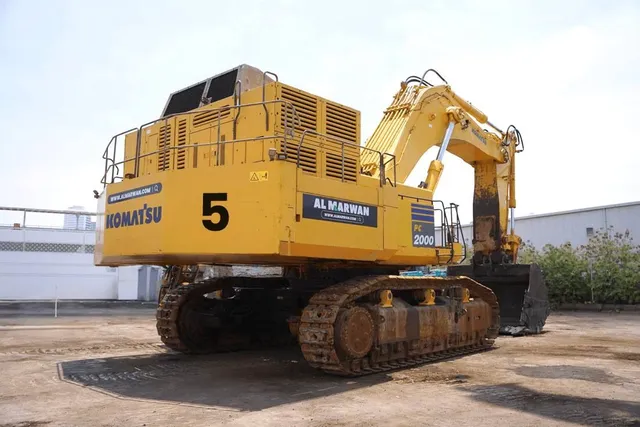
[362,71,549,335]
[361,72,522,264]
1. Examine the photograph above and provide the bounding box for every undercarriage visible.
[156,265,500,376]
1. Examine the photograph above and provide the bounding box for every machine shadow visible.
[460,383,640,426]
[56,345,390,411]
[512,364,628,385]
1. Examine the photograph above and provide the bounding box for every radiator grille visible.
[326,102,358,144]
[176,119,187,169]
[158,124,171,171]
[279,87,318,173]
[193,106,231,127]
[325,146,358,182]
[280,87,317,134]
[280,141,317,173]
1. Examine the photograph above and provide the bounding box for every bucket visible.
[447,263,550,335]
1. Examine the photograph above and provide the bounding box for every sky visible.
[0,0,639,226]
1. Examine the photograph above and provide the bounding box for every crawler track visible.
[155,269,501,377]
[156,280,223,353]
[156,278,294,354]
[298,275,500,376]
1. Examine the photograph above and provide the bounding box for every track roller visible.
[415,289,436,306]
[298,274,499,376]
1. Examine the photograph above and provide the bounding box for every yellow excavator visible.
[94,64,549,376]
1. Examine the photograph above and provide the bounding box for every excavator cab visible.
[447,262,550,335]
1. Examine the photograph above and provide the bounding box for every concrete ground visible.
[0,306,638,427]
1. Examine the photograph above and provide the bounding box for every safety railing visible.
[107,136,297,185]
[100,101,399,189]
[101,128,137,186]
[297,130,397,187]
[99,68,399,188]
[431,199,453,258]
[443,202,467,263]
[100,98,303,187]
[398,195,465,262]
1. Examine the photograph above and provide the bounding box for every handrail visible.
[439,202,467,264]
[261,71,279,131]
[102,135,287,184]
[133,99,302,176]
[382,154,397,187]
[398,194,464,260]
[101,128,137,186]
[233,80,242,106]
[232,79,242,139]
[104,163,121,184]
[442,204,456,263]
[101,99,303,185]
[435,199,452,259]
[297,129,396,187]
[102,125,398,190]
[452,203,467,263]
[100,100,397,190]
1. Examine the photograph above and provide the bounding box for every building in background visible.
[63,205,93,230]
[460,201,640,250]
[1,207,161,301]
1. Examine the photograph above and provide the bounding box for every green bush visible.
[520,227,640,305]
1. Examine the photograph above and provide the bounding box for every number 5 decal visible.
[202,193,229,231]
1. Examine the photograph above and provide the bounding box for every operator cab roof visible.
[160,64,275,118]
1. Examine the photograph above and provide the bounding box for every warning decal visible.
[249,171,269,182]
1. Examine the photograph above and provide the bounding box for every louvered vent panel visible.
[280,87,317,134]
[193,106,231,127]
[279,141,317,173]
[158,124,171,171]
[326,102,358,144]
[176,119,187,170]
[279,87,318,172]
[324,144,359,183]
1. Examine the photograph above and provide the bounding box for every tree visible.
[453,228,640,305]
[541,243,591,304]
[517,227,640,305]
[580,227,640,304]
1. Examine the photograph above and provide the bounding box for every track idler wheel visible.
[335,307,374,359]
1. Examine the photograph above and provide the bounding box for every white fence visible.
[0,206,157,301]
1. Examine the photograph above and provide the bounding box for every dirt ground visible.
[0,307,638,427]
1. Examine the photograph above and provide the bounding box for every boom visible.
[361,73,523,264]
